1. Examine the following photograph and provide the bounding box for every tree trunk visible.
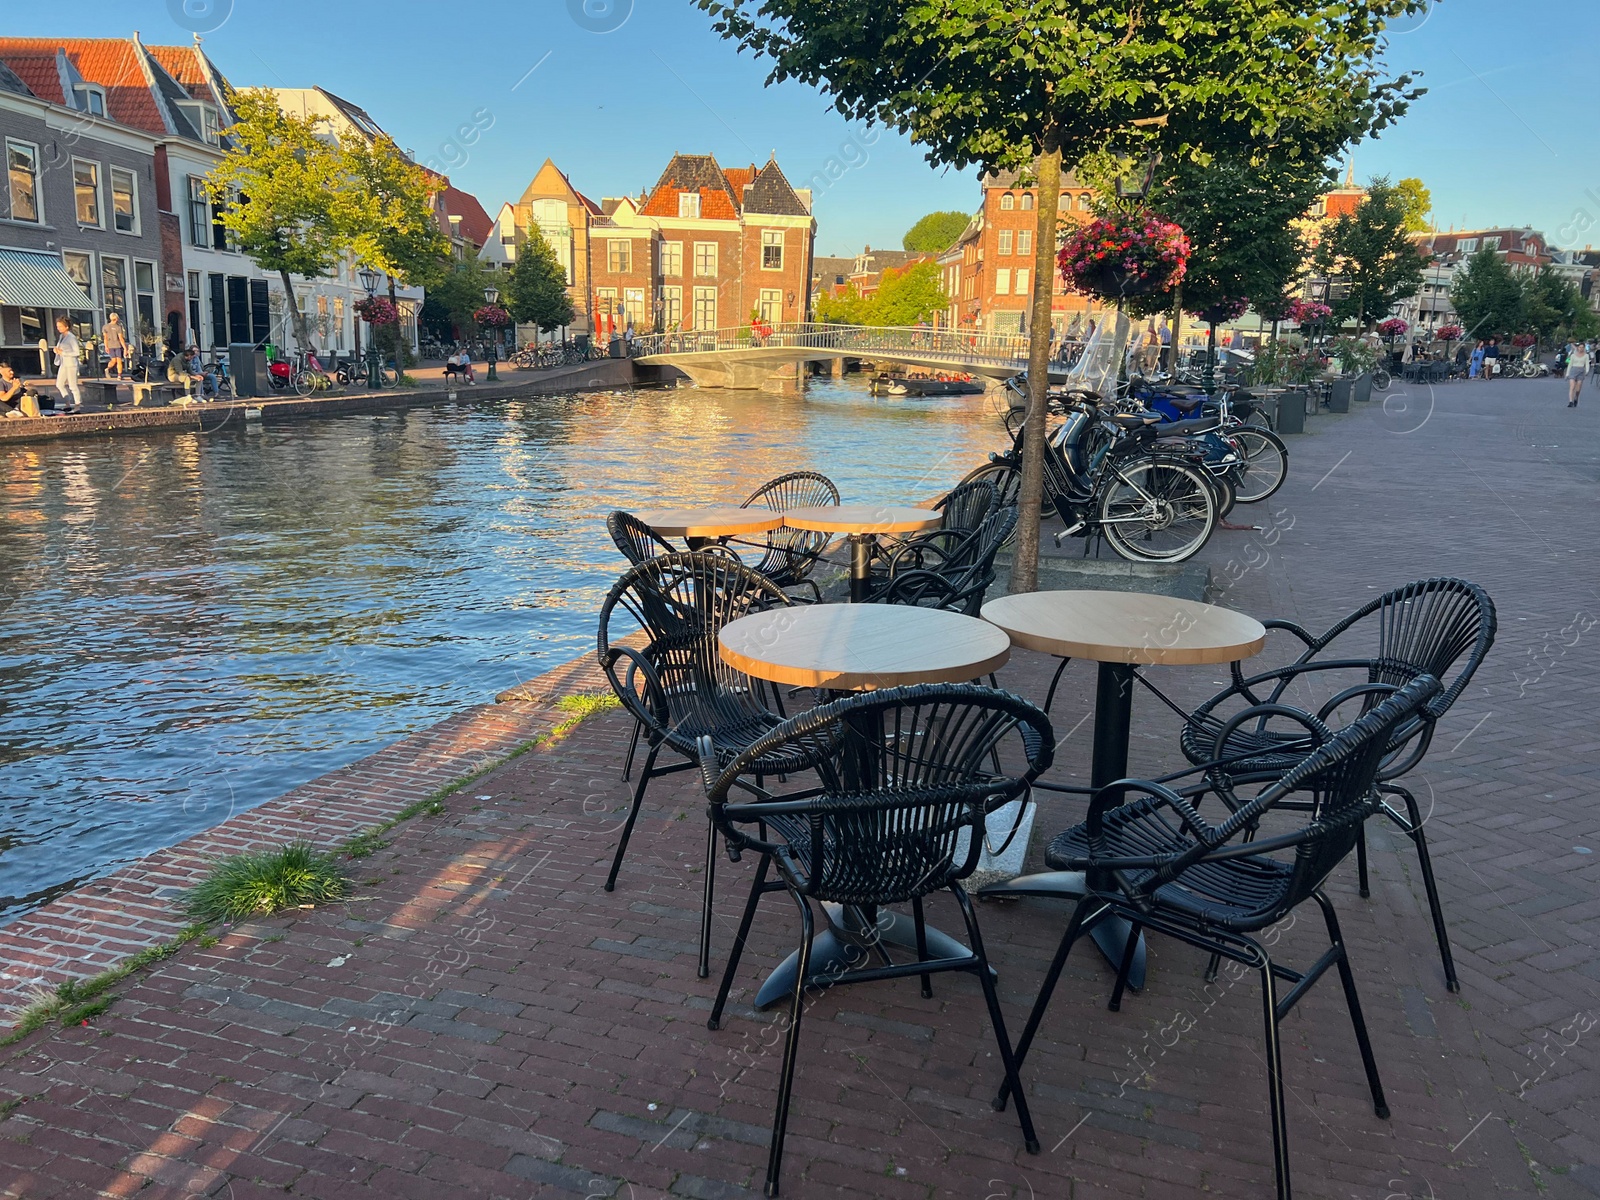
[278,268,310,352]
[1007,131,1063,596]
[1169,282,1184,375]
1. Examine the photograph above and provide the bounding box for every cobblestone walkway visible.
[0,376,1595,1199]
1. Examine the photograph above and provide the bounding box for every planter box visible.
[1275,389,1307,434]
[1353,372,1374,403]
[1328,378,1352,413]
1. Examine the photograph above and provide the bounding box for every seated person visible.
[457,348,474,383]
[0,362,41,418]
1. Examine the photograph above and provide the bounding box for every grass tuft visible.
[183,842,348,924]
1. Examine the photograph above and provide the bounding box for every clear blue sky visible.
[16,0,1599,254]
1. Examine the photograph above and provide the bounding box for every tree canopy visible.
[1394,177,1432,234]
[342,135,451,294]
[1448,246,1523,341]
[1518,267,1599,346]
[903,211,971,253]
[816,261,948,326]
[1313,176,1426,330]
[507,228,576,333]
[423,257,496,340]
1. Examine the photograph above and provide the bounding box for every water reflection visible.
[0,377,1005,918]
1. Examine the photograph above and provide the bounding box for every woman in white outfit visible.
[53,317,82,413]
[1567,341,1590,407]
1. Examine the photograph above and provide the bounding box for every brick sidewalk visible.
[1,376,1596,1199]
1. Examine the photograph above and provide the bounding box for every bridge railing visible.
[630,322,1073,367]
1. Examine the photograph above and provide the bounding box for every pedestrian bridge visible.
[630,322,1059,389]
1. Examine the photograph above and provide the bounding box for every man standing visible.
[101,311,129,378]
[54,317,83,412]
[1482,336,1500,379]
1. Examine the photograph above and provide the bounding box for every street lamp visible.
[358,267,382,387]
[483,284,500,381]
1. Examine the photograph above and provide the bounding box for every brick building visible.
[1396,228,1554,335]
[510,158,600,342]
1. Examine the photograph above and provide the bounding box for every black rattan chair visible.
[870,504,1018,616]
[700,683,1054,1197]
[736,471,840,601]
[607,509,677,565]
[999,676,1442,1200]
[1158,577,1496,991]
[934,477,997,535]
[597,552,828,974]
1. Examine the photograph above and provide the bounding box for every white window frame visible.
[994,268,1011,295]
[1021,193,1035,211]
[661,241,683,277]
[694,242,717,278]
[110,166,138,235]
[761,230,783,270]
[679,192,701,219]
[1481,236,1501,251]
[997,229,1013,256]
[1458,238,1478,254]
[63,249,94,308]
[661,285,682,328]
[1000,193,1015,211]
[1018,229,1033,256]
[6,138,42,224]
[72,158,102,228]
[692,286,717,330]
[74,84,107,116]
[1016,268,1030,297]
[186,176,210,248]
[759,288,782,322]
[608,239,632,274]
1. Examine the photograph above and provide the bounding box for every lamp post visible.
[483,285,500,381]
[358,266,382,388]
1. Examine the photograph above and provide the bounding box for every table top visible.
[783,505,941,535]
[719,604,1012,690]
[982,589,1266,666]
[633,506,784,538]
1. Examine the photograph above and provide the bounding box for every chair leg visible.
[1255,944,1292,1200]
[1107,920,1143,1012]
[951,886,1040,1154]
[1395,787,1459,992]
[700,817,718,979]
[1316,893,1389,1119]
[995,898,1093,1111]
[764,889,815,1198]
[1204,952,1222,983]
[1356,821,1370,898]
[709,855,771,1031]
[605,744,659,892]
[912,897,933,999]
[621,718,641,782]
[1042,656,1073,713]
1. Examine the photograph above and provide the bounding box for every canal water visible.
[0,377,1006,919]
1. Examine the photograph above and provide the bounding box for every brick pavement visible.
[1,375,1597,1198]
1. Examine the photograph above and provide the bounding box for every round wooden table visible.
[719,603,1011,691]
[634,505,783,549]
[718,603,1012,1007]
[979,590,1266,989]
[782,504,941,602]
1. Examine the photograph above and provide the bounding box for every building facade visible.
[511,158,600,342]
[1395,228,1554,336]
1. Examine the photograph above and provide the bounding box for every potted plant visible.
[1058,210,1189,301]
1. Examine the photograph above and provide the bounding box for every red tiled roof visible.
[147,44,218,105]
[572,188,601,216]
[0,51,63,103]
[442,186,494,248]
[723,166,755,193]
[0,38,164,133]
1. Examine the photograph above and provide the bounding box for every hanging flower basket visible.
[1057,211,1188,300]
[1510,332,1536,349]
[474,304,511,327]
[1194,297,1250,326]
[1376,317,1409,340]
[1435,324,1463,342]
[1287,299,1332,326]
[354,296,398,326]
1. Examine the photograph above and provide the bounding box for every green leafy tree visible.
[507,227,576,333]
[1448,246,1524,341]
[341,134,451,343]
[1313,176,1426,331]
[207,90,350,351]
[903,211,971,253]
[424,258,496,339]
[696,0,1426,590]
[814,283,872,325]
[868,261,950,325]
[1519,268,1599,347]
[1394,177,1432,234]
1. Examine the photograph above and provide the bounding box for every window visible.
[596,287,617,327]
[661,241,682,277]
[187,176,210,247]
[694,242,717,277]
[1000,193,1015,211]
[1458,238,1478,254]
[101,256,129,327]
[994,268,1011,295]
[1078,193,1092,211]
[998,230,1013,256]
[7,140,39,223]
[134,261,157,343]
[761,230,783,270]
[111,167,137,234]
[1482,235,1501,251]
[1021,193,1035,211]
[661,286,682,328]
[72,84,106,115]
[679,192,701,219]
[624,287,646,329]
[608,239,632,273]
[333,296,345,351]
[1016,268,1030,296]
[178,101,221,146]
[63,251,93,307]
[187,271,202,345]
[1018,230,1033,256]
[73,160,101,227]
[692,286,717,330]
[759,289,782,322]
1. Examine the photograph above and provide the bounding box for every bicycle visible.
[293,351,341,397]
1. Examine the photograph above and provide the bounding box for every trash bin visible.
[229,343,267,398]
[1328,378,1352,413]
[1353,372,1373,403]
[1276,389,1307,435]
[609,337,625,359]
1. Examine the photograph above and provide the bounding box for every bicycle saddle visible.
[1109,412,1162,429]
[1156,416,1221,437]
[1160,392,1208,413]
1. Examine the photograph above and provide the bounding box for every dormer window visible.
[178,101,222,146]
[73,85,106,116]
[679,192,701,219]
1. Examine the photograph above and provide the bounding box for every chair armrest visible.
[871,568,969,611]
[600,645,669,732]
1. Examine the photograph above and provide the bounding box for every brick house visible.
[1395,227,1554,335]
[511,158,601,341]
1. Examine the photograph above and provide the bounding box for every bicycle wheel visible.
[378,365,399,387]
[1372,369,1391,390]
[293,370,317,397]
[1228,427,1289,503]
[1097,456,1216,563]
[1206,469,1237,519]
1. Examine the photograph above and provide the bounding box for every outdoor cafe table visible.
[717,603,1012,1007]
[634,505,783,550]
[781,504,941,602]
[978,590,1267,989]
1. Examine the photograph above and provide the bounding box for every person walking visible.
[1482,335,1500,379]
[1468,339,1484,380]
[1567,340,1590,407]
[53,317,83,412]
[101,312,129,378]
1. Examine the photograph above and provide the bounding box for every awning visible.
[0,248,93,309]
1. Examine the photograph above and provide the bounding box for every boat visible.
[870,372,984,397]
